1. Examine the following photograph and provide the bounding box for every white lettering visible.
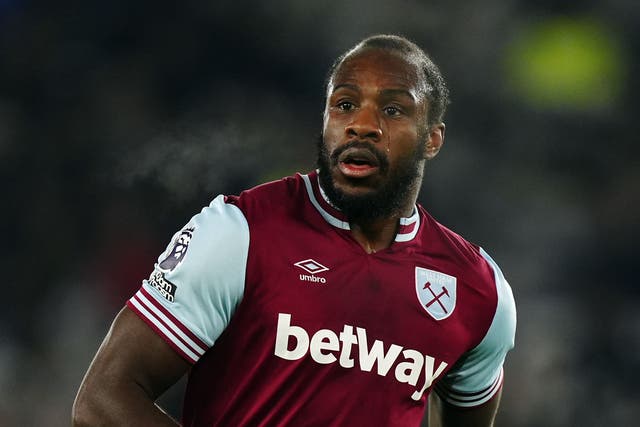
[148,272,176,302]
[299,274,327,283]
[338,325,357,368]
[356,327,403,376]
[410,356,448,401]
[310,329,339,364]
[273,313,448,400]
[395,349,424,386]
[274,313,309,360]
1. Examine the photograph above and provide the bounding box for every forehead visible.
[330,48,426,97]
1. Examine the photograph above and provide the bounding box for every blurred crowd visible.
[1,1,638,425]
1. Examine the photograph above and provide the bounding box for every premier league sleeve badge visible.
[159,227,195,272]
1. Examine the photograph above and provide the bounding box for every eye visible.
[337,101,355,111]
[383,105,402,116]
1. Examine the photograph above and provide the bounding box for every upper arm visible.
[73,195,250,425]
[73,307,189,426]
[430,249,516,426]
[127,194,250,364]
[427,387,502,427]
[83,307,190,399]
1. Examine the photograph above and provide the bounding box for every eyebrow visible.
[331,84,416,101]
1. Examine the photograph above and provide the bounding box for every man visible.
[73,34,516,426]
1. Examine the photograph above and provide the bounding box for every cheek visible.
[388,128,423,160]
[322,117,343,145]
[322,107,340,129]
[390,126,420,147]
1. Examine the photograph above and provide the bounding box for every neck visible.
[349,203,415,253]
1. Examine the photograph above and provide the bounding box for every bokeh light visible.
[504,17,626,111]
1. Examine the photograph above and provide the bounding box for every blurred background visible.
[1,0,638,425]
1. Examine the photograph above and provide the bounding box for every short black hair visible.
[326,34,450,126]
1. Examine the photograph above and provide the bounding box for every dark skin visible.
[72,308,187,426]
[322,48,444,253]
[72,48,502,426]
[324,49,502,426]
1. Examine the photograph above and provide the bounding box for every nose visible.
[345,106,383,142]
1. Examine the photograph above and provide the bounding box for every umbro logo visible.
[294,259,329,284]
[294,259,329,274]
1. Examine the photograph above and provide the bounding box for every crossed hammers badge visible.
[415,267,457,321]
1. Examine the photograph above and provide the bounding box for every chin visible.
[331,170,381,193]
[335,184,378,201]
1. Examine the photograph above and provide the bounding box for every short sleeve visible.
[127,195,249,364]
[434,248,516,407]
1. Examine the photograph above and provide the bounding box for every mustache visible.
[328,140,389,170]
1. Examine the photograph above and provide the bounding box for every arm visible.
[427,388,502,427]
[73,195,248,426]
[426,248,515,427]
[72,307,190,427]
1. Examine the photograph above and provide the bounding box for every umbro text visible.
[274,313,448,401]
[299,274,326,284]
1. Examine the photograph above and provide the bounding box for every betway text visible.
[274,313,448,400]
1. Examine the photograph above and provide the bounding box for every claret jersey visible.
[127,171,516,426]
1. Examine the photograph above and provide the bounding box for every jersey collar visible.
[301,171,420,243]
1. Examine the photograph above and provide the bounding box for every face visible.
[318,48,443,220]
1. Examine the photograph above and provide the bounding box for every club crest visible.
[415,267,457,321]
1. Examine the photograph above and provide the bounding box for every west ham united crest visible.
[415,267,457,321]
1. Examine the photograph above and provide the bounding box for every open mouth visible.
[337,148,381,178]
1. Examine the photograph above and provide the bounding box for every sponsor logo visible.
[274,313,448,401]
[148,270,177,302]
[415,267,457,321]
[294,259,329,284]
[159,227,195,272]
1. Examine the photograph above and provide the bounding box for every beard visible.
[316,134,425,221]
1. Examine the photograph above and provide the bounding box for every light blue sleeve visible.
[434,248,516,407]
[128,195,249,364]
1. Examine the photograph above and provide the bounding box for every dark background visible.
[1,1,638,425]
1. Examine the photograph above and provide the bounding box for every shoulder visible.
[225,173,307,226]
[418,208,495,284]
[417,207,516,338]
[158,194,251,292]
[435,246,516,407]
[226,174,303,210]
[178,194,250,261]
[474,247,517,351]
[127,194,252,363]
[423,214,517,406]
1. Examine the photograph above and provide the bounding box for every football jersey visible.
[127,171,516,426]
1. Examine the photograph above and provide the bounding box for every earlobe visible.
[424,123,445,160]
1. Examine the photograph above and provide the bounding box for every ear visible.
[424,123,445,160]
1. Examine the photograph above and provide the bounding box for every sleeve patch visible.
[147,270,177,302]
[158,226,195,272]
